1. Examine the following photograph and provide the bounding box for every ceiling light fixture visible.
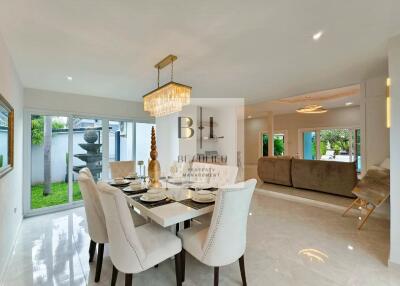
[143,55,191,117]
[67,76,72,81]
[345,102,353,106]
[296,104,327,114]
[247,115,252,119]
[313,31,324,41]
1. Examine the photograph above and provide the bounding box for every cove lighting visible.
[386,78,391,128]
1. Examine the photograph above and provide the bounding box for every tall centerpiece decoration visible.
[148,126,161,188]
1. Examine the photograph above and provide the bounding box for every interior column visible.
[268,112,274,157]
[388,34,400,266]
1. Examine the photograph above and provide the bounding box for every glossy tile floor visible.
[3,190,400,286]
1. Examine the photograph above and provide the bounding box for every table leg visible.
[184,220,190,229]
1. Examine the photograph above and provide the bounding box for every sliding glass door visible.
[303,131,316,160]
[72,117,103,201]
[301,127,361,172]
[319,129,351,162]
[30,115,70,209]
[25,111,154,216]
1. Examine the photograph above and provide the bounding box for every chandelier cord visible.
[157,67,160,88]
[171,59,174,82]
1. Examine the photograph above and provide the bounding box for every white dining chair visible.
[178,179,257,286]
[194,164,239,226]
[208,164,238,188]
[77,168,108,283]
[97,182,183,286]
[109,160,136,179]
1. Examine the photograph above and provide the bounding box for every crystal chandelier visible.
[296,104,327,114]
[143,55,191,117]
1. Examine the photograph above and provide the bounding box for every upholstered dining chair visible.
[77,168,108,283]
[208,164,238,188]
[109,160,136,179]
[178,179,257,286]
[97,182,183,286]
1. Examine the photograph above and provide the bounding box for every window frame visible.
[298,126,362,171]
[23,108,154,217]
[259,130,288,157]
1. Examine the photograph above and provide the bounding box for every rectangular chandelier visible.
[143,55,192,117]
[143,81,191,117]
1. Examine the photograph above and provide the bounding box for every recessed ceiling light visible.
[347,245,354,251]
[313,31,324,41]
[67,76,73,81]
[345,102,353,106]
[247,115,252,119]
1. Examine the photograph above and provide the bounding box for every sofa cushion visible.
[257,157,292,186]
[291,159,357,197]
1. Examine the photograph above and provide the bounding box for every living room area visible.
[244,78,390,226]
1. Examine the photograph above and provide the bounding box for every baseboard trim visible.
[0,218,22,286]
[388,260,400,270]
[255,188,389,220]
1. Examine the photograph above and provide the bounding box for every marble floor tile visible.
[2,190,399,286]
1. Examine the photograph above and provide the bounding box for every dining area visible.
[78,159,256,286]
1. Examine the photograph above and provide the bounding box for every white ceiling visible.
[0,0,399,103]
[245,84,361,117]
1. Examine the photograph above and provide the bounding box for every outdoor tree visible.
[43,116,52,196]
[274,137,284,156]
[320,129,350,155]
[262,134,285,156]
[31,116,65,145]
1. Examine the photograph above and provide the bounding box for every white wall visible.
[0,33,24,281]
[179,105,198,158]
[155,113,179,174]
[156,99,243,173]
[388,34,400,266]
[362,76,390,171]
[24,88,150,121]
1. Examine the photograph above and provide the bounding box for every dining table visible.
[109,179,216,230]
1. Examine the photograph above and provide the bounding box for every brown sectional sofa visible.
[257,157,357,197]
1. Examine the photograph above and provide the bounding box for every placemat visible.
[188,187,218,192]
[123,188,148,195]
[130,195,175,209]
[178,198,215,210]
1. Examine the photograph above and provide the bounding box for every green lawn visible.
[31,181,82,209]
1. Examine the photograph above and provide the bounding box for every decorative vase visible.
[148,126,161,188]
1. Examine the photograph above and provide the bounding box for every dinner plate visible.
[190,183,212,190]
[124,176,138,180]
[140,194,167,202]
[191,194,215,204]
[123,186,146,192]
[168,177,184,184]
[110,179,130,186]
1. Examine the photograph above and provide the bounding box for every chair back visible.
[190,162,211,183]
[209,165,238,188]
[77,168,108,243]
[97,182,146,273]
[109,160,136,179]
[201,179,257,266]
